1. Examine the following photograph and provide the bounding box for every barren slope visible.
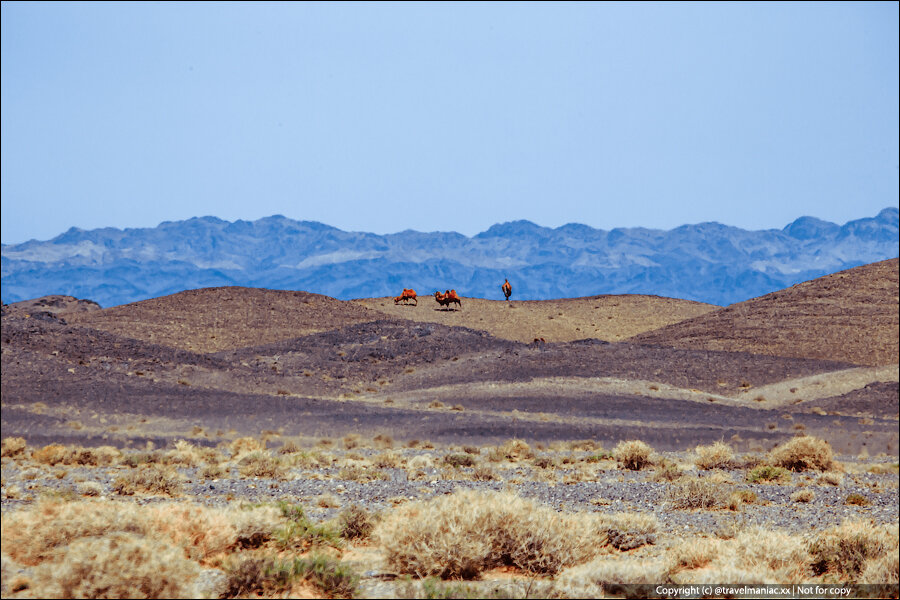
[354,294,717,343]
[66,287,385,353]
[630,259,899,366]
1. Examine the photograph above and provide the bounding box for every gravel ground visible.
[3,449,896,536]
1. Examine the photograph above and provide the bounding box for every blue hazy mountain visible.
[2,208,897,308]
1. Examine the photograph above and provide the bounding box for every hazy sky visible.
[2,1,898,244]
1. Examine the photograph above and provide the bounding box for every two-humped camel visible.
[394,288,417,305]
[434,289,461,309]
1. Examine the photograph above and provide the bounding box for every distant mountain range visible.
[2,208,897,308]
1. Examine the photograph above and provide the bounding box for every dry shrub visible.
[693,442,734,470]
[809,520,899,581]
[237,452,286,479]
[597,512,658,536]
[112,465,183,496]
[373,451,401,468]
[30,532,200,599]
[374,490,600,579]
[554,557,670,598]
[230,436,265,457]
[317,493,341,508]
[229,505,283,549]
[859,549,899,585]
[444,453,476,468]
[746,465,791,484]
[279,440,301,454]
[613,440,653,470]
[487,439,534,462]
[532,455,557,469]
[148,504,237,559]
[166,440,204,467]
[791,489,815,503]
[34,445,120,467]
[652,460,683,483]
[1,499,283,567]
[472,465,497,481]
[666,479,732,509]
[1,437,27,458]
[200,463,229,480]
[768,435,834,471]
[32,444,69,466]
[76,482,103,497]
[342,434,361,449]
[1,501,149,566]
[845,493,871,506]
[594,513,659,552]
[670,529,811,584]
[373,434,394,449]
[339,465,388,482]
[224,554,357,599]
[568,439,600,452]
[668,538,724,573]
[407,455,434,470]
[818,472,844,486]
[338,505,375,540]
[867,463,900,475]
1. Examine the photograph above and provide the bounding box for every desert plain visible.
[1,258,898,598]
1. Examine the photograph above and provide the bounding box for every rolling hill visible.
[630,258,900,366]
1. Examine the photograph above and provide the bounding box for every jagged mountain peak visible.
[2,208,897,308]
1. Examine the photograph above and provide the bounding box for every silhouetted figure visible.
[501,278,512,301]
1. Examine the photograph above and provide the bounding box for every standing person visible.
[501,278,512,301]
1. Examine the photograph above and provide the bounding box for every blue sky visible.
[2,1,898,244]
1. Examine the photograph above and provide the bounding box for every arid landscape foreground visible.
[1,259,898,598]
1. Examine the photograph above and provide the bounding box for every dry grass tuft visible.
[746,465,791,484]
[278,439,301,454]
[670,529,811,584]
[809,520,899,581]
[859,549,899,585]
[224,554,357,598]
[693,441,734,470]
[613,440,653,470]
[818,472,844,486]
[488,439,534,462]
[373,434,394,449]
[666,478,733,510]
[790,488,815,503]
[29,532,201,599]
[845,493,871,506]
[237,452,287,479]
[229,436,265,457]
[76,481,103,497]
[338,505,375,540]
[554,557,670,597]
[374,490,600,578]
[32,444,70,466]
[1,437,27,458]
[407,455,434,471]
[373,451,401,469]
[768,435,835,472]
[1,499,283,570]
[112,465,184,496]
